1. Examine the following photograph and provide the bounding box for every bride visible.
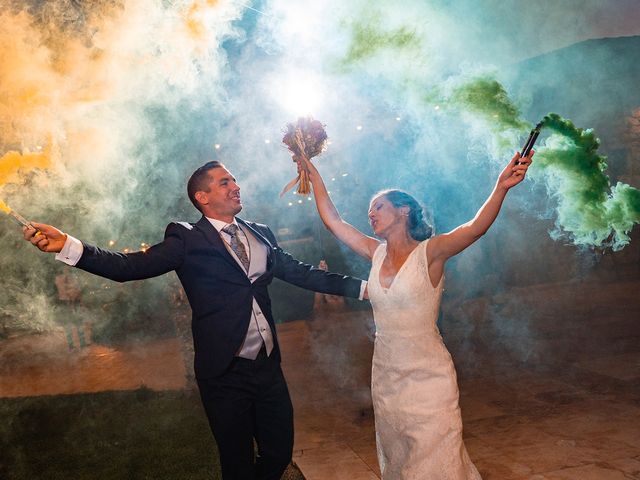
[299,150,533,479]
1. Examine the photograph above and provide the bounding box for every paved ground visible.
[1,279,639,479]
[0,334,187,397]
[279,279,640,480]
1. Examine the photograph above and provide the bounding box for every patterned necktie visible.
[222,224,250,272]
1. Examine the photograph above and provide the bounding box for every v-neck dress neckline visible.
[378,242,422,291]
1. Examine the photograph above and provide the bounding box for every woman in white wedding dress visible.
[299,150,533,479]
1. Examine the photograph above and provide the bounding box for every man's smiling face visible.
[195,166,242,221]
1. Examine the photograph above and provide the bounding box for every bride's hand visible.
[497,150,534,190]
[295,153,319,180]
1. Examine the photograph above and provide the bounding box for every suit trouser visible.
[197,348,294,480]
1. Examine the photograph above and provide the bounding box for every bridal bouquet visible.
[280,117,328,196]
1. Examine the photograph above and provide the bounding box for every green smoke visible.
[535,113,640,250]
[449,77,529,132]
[335,9,640,251]
[336,12,422,71]
[336,11,526,136]
[338,17,526,135]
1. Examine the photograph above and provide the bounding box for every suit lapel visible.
[194,216,247,275]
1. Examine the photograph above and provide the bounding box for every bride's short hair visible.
[375,189,433,241]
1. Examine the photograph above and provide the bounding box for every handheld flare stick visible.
[517,122,543,164]
[0,200,40,234]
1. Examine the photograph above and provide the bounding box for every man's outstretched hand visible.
[23,223,67,253]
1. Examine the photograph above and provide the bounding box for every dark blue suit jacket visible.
[75,216,362,379]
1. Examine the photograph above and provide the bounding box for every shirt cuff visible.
[55,235,84,266]
[358,280,368,301]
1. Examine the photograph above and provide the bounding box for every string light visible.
[264,139,271,144]
[235,1,273,18]
[356,125,363,131]
[214,144,221,150]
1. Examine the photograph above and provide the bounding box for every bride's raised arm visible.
[300,155,380,260]
[428,150,534,269]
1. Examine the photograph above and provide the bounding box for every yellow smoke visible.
[0,9,108,185]
[185,0,224,40]
[0,11,63,148]
[0,0,240,209]
[0,144,53,186]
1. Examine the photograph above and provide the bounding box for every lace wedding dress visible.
[368,240,481,479]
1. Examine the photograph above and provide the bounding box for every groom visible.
[24,160,366,480]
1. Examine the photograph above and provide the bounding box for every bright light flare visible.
[272,71,325,116]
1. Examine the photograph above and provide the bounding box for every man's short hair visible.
[187,161,224,212]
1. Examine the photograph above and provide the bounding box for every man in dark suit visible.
[24,160,366,480]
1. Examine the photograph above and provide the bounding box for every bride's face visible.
[368,196,406,238]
